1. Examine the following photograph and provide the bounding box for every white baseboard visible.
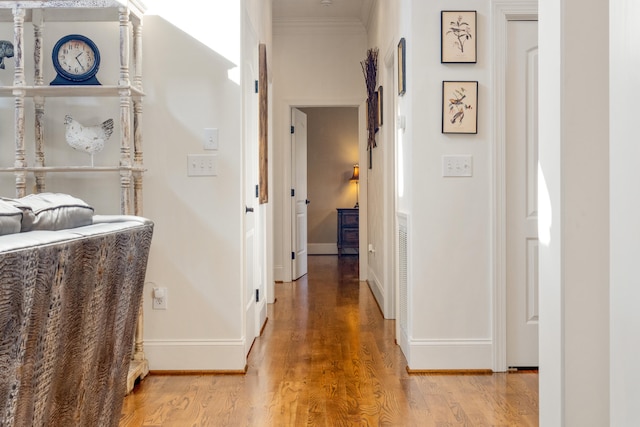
[366,268,385,313]
[145,339,246,371]
[274,264,283,282]
[258,300,267,331]
[407,339,493,370]
[398,324,410,362]
[308,243,337,255]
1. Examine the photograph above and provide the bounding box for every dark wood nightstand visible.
[337,208,359,256]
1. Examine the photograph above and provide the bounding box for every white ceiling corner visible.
[272,0,375,31]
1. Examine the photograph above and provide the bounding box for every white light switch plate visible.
[204,128,219,150]
[187,154,217,176]
[442,155,473,177]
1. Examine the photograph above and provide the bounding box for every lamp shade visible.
[350,164,360,181]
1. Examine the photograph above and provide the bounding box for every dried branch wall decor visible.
[361,48,379,152]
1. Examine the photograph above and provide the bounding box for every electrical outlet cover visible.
[152,287,168,310]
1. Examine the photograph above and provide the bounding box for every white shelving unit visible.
[0,0,148,392]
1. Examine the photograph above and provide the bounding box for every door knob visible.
[305,199,311,205]
[245,206,254,213]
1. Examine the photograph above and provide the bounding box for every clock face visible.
[57,39,96,76]
[51,34,101,84]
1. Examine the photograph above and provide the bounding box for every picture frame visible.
[441,11,477,63]
[258,43,268,203]
[397,38,406,96]
[442,81,478,134]
[377,86,383,127]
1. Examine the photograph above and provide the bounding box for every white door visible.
[506,19,539,368]
[243,18,259,356]
[291,108,308,280]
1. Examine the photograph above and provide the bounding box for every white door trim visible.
[383,37,397,319]
[281,98,368,283]
[491,0,538,372]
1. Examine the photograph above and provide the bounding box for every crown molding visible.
[360,0,376,32]
[274,18,366,36]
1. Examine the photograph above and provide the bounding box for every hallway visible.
[120,255,538,426]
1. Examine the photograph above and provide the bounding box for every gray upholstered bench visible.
[0,194,153,427]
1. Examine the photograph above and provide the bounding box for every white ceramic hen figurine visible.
[64,115,114,166]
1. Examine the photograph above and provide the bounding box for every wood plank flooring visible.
[120,255,538,426]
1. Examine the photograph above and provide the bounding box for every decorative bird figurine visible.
[64,115,114,166]
[0,40,14,69]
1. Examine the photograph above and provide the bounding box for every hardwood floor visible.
[120,255,538,426]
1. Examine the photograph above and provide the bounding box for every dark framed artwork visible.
[442,80,478,134]
[377,86,383,127]
[397,38,406,96]
[258,43,268,203]
[441,10,477,63]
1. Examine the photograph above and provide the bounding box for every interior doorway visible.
[301,107,359,255]
[505,19,539,368]
[289,105,363,280]
[492,1,539,372]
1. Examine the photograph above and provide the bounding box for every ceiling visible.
[272,0,375,28]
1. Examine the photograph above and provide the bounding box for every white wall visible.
[539,0,610,425]
[272,19,368,282]
[141,7,245,370]
[143,0,273,370]
[401,0,492,368]
[537,0,564,421]
[610,1,640,425]
[0,3,254,371]
[364,0,401,318]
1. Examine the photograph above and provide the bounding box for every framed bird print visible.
[441,11,477,63]
[442,81,478,134]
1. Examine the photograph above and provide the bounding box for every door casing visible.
[491,0,539,372]
[281,99,368,283]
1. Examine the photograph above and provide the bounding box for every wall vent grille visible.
[398,213,408,338]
